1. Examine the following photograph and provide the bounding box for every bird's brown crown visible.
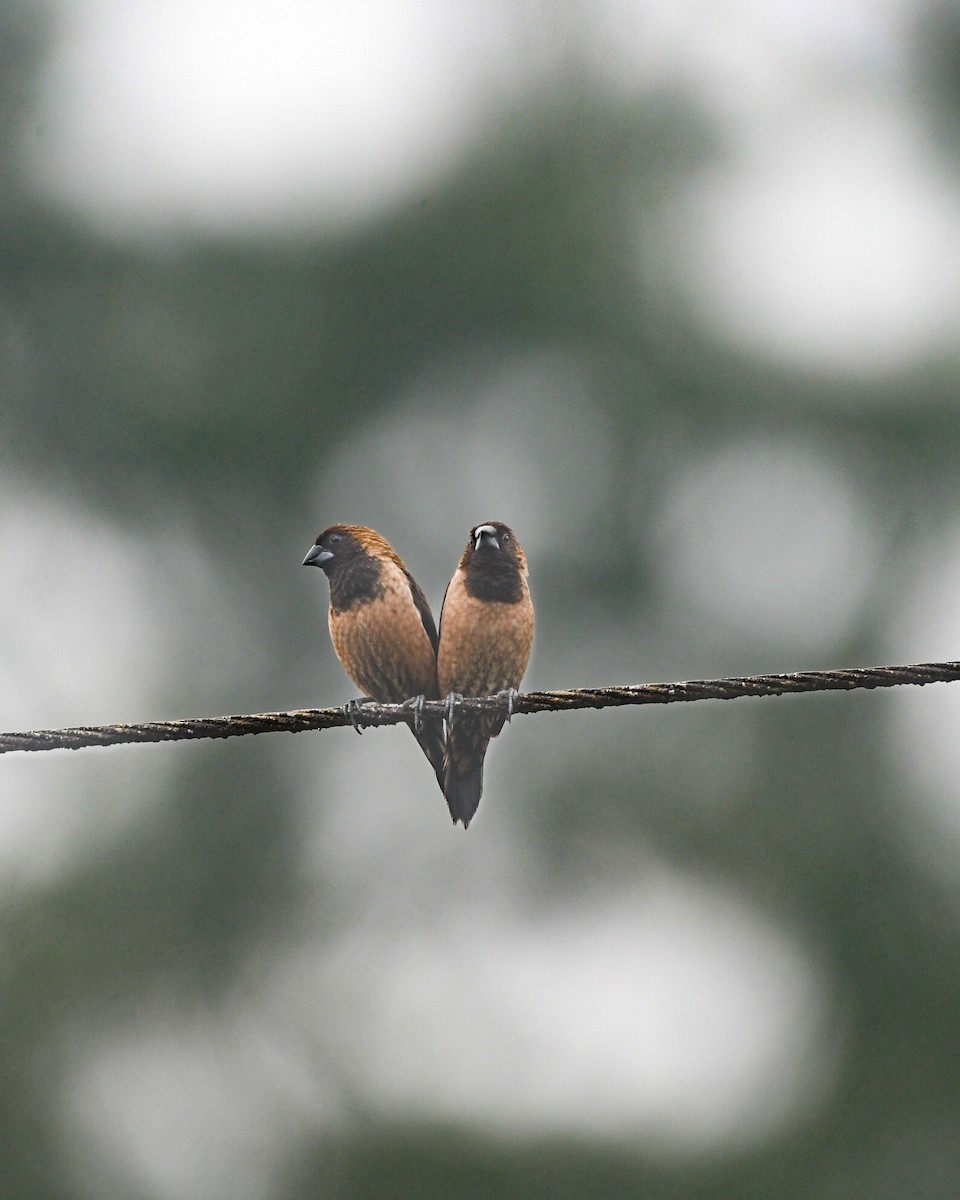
[312,524,406,571]
[460,521,527,603]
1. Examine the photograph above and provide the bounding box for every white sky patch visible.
[0,480,252,883]
[61,1007,318,1200]
[27,0,530,236]
[61,872,835,1194]
[285,733,832,1160]
[312,351,614,589]
[311,880,832,1150]
[294,684,834,1152]
[652,436,878,654]
[587,0,906,115]
[24,0,927,253]
[887,525,960,884]
[670,103,960,377]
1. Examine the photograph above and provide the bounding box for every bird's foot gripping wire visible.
[342,697,374,734]
[402,694,427,735]
[443,692,463,733]
[498,688,520,724]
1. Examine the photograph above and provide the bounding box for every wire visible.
[1,660,957,755]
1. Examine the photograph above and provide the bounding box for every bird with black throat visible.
[302,524,446,796]
[437,521,534,828]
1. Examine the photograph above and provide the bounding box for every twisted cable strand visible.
[1,660,957,755]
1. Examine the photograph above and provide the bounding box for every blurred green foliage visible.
[3,2,960,1198]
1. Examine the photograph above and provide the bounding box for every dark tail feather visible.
[443,756,484,828]
[411,718,446,795]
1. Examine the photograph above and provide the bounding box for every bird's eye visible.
[501,533,510,544]
[329,532,342,544]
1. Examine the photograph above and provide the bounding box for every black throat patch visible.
[328,553,384,613]
[463,551,523,604]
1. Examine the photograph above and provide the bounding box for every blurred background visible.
[2,0,960,1196]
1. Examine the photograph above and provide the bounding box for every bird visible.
[437,521,534,827]
[302,524,446,794]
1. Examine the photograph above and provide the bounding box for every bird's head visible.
[303,525,357,574]
[303,524,401,575]
[459,521,527,602]
[464,521,525,568]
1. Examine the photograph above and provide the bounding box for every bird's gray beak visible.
[303,545,335,568]
[475,525,500,551]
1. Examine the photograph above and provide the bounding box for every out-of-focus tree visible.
[2,3,960,1198]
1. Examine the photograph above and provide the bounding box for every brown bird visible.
[302,524,445,793]
[437,521,534,827]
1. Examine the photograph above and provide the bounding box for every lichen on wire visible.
[1,660,958,755]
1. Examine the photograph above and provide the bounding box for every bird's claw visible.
[498,687,519,724]
[443,692,463,733]
[402,694,427,734]
[342,697,373,734]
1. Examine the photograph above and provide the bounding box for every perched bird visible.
[302,524,445,793]
[437,521,534,827]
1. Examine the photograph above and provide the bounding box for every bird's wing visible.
[406,571,440,655]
